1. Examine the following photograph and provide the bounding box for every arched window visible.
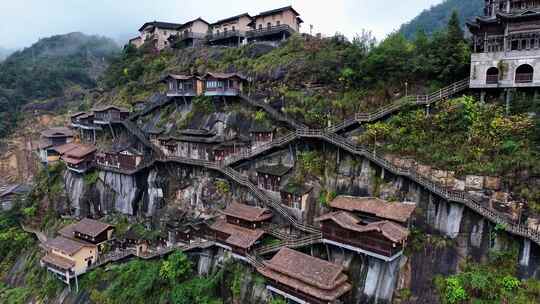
[515,64,534,83]
[486,67,499,84]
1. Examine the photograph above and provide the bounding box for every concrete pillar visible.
[505,89,512,115]
[425,104,430,117]
[480,90,486,104]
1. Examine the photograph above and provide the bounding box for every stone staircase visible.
[119,76,540,247]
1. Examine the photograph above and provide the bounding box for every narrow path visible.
[21,223,48,243]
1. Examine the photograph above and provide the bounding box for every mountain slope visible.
[0,32,119,137]
[400,0,483,39]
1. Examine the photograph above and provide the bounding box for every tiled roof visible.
[257,6,300,17]
[258,248,352,301]
[53,143,79,155]
[0,184,31,198]
[329,196,416,223]
[315,211,409,243]
[212,13,251,26]
[62,144,97,158]
[165,74,198,81]
[41,253,75,270]
[70,112,88,118]
[256,164,292,177]
[220,202,272,222]
[91,105,129,113]
[202,72,248,80]
[71,218,113,238]
[280,182,312,195]
[178,129,215,137]
[179,17,210,28]
[44,236,93,256]
[139,21,182,32]
[210,218,265,249]
[40,127,74,138]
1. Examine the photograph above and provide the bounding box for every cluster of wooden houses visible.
[129,6,303,50]
[163,72,248,97]
[40,195,415,303]
[40,218,115,288]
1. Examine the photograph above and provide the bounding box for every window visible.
[276,20,280,26]
[232,26,235,31]
[169,81,174,91]
[259,24,263,29]
[267,22,272,28]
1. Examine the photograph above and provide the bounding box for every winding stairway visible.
[118,77,540,247]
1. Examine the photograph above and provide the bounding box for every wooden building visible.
[202,72,248,96]
[38,127,75,164]
[170,18,210,47]
[162,74,203,97]
[58,143,97,173]
[158,129,218,160]
[247,6,303,43]
[220,202,273,229]
[70,112,100,143]
[92,106,130,124]
[280,183,312,211]
[208,218,265,257]
[213,136,251,161]
[96,146,143,171]
[41,218,113,286]
[329,196,416,226]
[249,120,276,147]
[258,248,352,304]
[467,0,540,89]
[208,13,253,46]
[58,218,114,247]
[256,164,292,192]
[133,21,182,51]
[0,184,31,211]
[315,211,409,261]
[40,236,97,284]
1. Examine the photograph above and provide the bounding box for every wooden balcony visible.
[166,89,197,97]
[246,24,295,39]
[204,87,240,96]
[207,30,245,42]
[516,73,533,83]
[176,32,206,41]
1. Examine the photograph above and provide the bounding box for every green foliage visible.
[269,296,287,304]
[215,180,230,195]
[298,151,324,178]
[0,283,31,304]
[0,32,119,137]
[193,95,215,114]
[435,249,540,303]
[318,190,337,207]
[83,171,99,186]
[360,96,539,176]
[400,0,483,39]
[81,249,222,304]
[159,251,192,283]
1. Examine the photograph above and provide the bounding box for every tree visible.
[159,251,193,282]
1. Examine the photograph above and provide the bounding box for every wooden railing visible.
[327,78,470,133]
[119,76,540,246]
[255,233,322,255]
[246,25,295,38]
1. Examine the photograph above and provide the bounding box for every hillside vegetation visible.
[100,13,469,128]
[400,0,483,39]
[0,32,119,138]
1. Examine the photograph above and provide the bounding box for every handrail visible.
[327,78,469,133]
[119,76,540,246]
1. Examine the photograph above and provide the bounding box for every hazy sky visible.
[1,0,443,49]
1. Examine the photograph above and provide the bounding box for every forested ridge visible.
[400,0,483,39]
[0,32,119,138]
